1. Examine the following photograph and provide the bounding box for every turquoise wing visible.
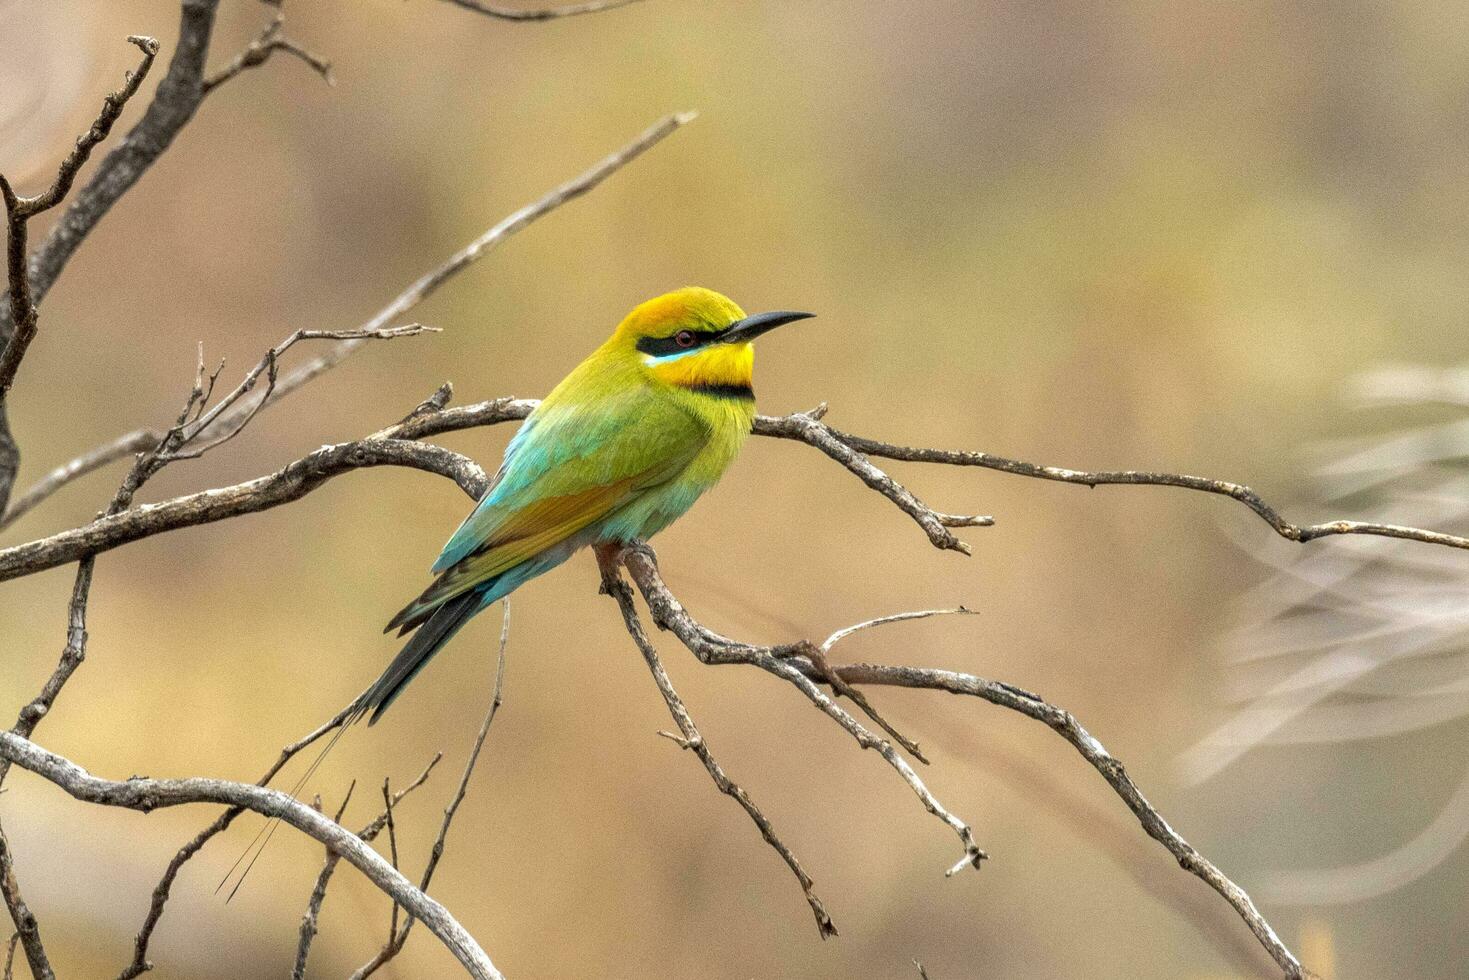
[430,384,707,577]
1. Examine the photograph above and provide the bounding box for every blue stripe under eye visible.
[645,346,705,363]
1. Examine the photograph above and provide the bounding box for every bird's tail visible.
[352,588,484,726]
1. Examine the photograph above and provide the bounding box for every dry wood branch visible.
[601,568,837,938]
[166,324,438,461]
[0,31,161,386]
[14,394,1469,595]
[442,0,643,20]
[617,549,1309,979]
[789,418,1469,553]
[3,932,16,980]
[5,325,398,787]
[753,407,992,555]
[1,3,220,331]
[0,732,501,980]
[188,111,692,454]
[8,113,691,529]
[0,31,163,510]
[203,11,333,94]
[0,437,491,582]
[292,759,440,980]
[0,34,160,223]
[118,705,359,980]
[351,603,510,979]
[0,820,51,980]
[0,429,159,531]
[612,545,987,878]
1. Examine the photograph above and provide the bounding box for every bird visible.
[219,287,811,901]
[354,286,813,724]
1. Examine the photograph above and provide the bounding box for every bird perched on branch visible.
[356,287,812,723]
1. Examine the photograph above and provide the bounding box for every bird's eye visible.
[674,330,697,348]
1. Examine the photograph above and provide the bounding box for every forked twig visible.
[618,548,1309,979]
[0,732,499,980]
[350,601,511,979]
[203,10,333,94]
[292,758,442,979]
[8,114,692,524]
[602,566,837,938]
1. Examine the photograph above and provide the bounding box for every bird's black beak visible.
[720,310,814,345]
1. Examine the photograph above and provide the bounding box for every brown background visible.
[2,1,1466,977]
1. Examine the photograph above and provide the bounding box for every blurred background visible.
[2,1,1467,977]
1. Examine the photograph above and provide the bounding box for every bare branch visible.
[293,851,343,979]
[0,428,159,531]
[442,0,644,21]
[24,112,693,523]
[820,607,975,654]
[0,434,495,583]
[165,323,438,462]
[351,602,510,979]
[380,779,401,942]
[3,932,16,980]
[0,820,51,980]
[753,408,992,555]
[0,32,163,509]
[613,546,986,879]
[0,35,161,223]
[202,12,333,94]
[118,705,360,980]
[617,549,1309,979]
[0,732,501,980]
[780,416,1469,553]
[293,760,440,980]
[0,0,225,512]
[601,569,837,938]
[2,3,220,328]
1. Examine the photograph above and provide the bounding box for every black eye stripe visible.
[636,327,728,357]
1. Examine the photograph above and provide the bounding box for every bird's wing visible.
[390,387,706,628]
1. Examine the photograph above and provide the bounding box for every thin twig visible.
[785,415,1469,553]
[202,11,333,94]
[0,31,163,511]
[0,732,500,980]
[190,111,693,453]
[602,568,837,938]
[806,608,976,763]
[0,31,161,388]
[0,819,51,980]
[351,602,510,979]
[3,932,16,980]
[381,779,401,942]
[118,704,358,980]
[164,323,437,461]
[0,28,160,395]
[292,760,440,980]
[17,113,693,525]
[752,408,991,555]
[0,428,159,530]
[441,0,643,21]
[618,549,1308,979]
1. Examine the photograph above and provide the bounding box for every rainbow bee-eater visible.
[353,287,813,724]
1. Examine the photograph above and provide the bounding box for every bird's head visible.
[610,286,813,395]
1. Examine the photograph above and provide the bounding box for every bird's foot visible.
[594,542,625,595]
